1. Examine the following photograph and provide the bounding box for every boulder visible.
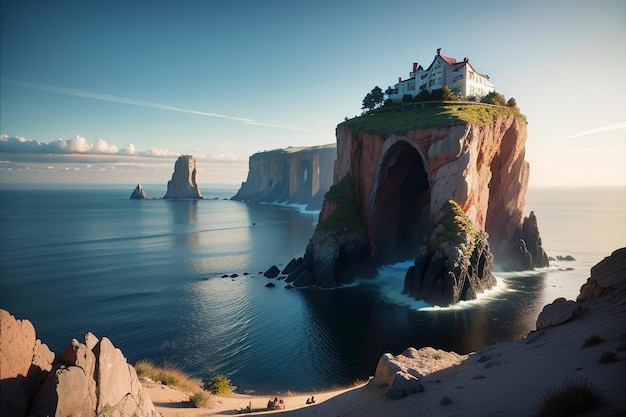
[372,347,465,390]
[0,309,54,417]
[129,184,147,199]
[163,155,203,199]
[0,311,157,417]
[577,247,626,302]
[386,372,424,399]
[536,298,583,330]
[30,365,95,417]
[263,265,280,278]
[281,257,302,275]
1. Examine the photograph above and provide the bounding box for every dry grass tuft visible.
[535,378,603,417]
[134,359,204,394]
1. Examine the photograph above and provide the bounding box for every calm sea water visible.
[0,184,624,394]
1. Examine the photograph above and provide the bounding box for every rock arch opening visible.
[368,141,430,266]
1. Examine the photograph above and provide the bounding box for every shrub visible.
[134,359,203,394]
[598,351,618,364]
[190,391,211,408]
[432,352,443,360]
[581,334,605,348]
[535,378,603,417]
[208,374,233,395]
[440,396,452,405]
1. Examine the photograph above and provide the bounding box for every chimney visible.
[413,62,418,72]
[399,77,402,83]
[464,57,468,63]
[437,48,441,55]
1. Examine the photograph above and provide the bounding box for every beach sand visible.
[144,294,626,417]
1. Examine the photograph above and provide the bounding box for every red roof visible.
[437,49,457,65]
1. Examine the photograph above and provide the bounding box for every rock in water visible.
[130,184,148,199]
[163,155,203,199]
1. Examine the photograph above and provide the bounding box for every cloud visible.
[1,134,119,155]
[4,79,323,133]
[0,135,177,157]
[552,122,626,141]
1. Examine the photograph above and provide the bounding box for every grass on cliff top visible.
[340,102,523,134]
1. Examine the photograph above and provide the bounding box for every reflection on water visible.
[1,187,592,394]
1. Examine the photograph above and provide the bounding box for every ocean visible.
[0,184,624,394]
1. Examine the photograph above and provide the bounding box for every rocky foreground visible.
[1,248,625,417]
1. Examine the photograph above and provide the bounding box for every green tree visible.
[370,86,384,109]
[362,86,385,112]
[361,92,374,112]
[481,91,507,106]
[441,85,459,101]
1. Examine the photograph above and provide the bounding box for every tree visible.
[441,85,459,101]
[362,86,385,112]
[361,92,374,112]
[370,86,384,109]
[481,91,507,106]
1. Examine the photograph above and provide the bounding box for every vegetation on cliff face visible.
[340,102,525,134]
[430,200,484,257]
[315,174,364,237]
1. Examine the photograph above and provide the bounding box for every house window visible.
[408,81,415,91]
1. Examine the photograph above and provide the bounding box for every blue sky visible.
[1,0,624,186]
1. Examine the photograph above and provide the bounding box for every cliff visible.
[232,144,336,211]
[288,104,548,305]
[163,155,203,199]
[0,310,157,417]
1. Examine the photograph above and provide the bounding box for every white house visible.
[387,49,495,102]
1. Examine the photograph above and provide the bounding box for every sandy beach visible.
[144,288,626,417]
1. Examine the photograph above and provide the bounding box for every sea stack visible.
[163,155,203,199]
[130,184,148,199]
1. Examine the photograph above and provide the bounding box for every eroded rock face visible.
[297,110,547,303]
[0,310,54,417]
[232,144,336,211]
[402,201,497,305]
[130,184,147,199]
[163,155,203,199]
[0,309,157,417]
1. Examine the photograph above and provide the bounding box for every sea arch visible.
[367,137,431,266]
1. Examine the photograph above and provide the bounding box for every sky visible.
[1,0,625,187]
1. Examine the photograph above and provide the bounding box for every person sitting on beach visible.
[306,397,312,404]
[311,395,315,403]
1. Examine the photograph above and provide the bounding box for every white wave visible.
[359,261,515,312]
